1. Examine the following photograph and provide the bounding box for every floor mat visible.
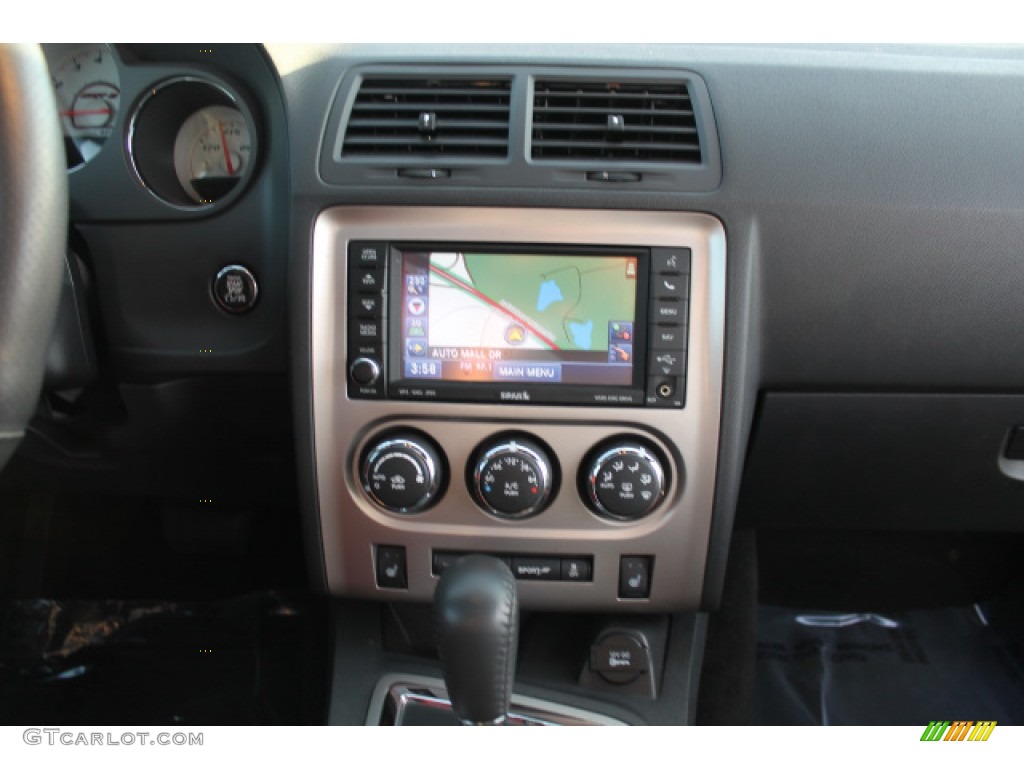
[753,604,1024,725]
[0,591,327,725]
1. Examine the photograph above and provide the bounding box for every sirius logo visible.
[500,391,531,401]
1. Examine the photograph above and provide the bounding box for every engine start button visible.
[212,264,258,314]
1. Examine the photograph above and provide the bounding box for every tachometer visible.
[45,44,121,169]
[173,106,253,204]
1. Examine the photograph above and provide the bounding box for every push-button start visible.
[212,264,258,314]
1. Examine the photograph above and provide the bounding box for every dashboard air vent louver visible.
[531,80,701,164]
[341,77,512,159]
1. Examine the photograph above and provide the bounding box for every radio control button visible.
[471,436,554,518]
[350,294,382,317]
[651,325,686,349]
[361,432,444,514]
[353,268,384,293]
[349,241,388,269]
[652,273,689,301]
[651,247,690,274]
[651,300,687,322]
[584,442,667,521]
[353,318,382,342]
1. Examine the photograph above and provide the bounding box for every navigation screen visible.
[395,249,640,387]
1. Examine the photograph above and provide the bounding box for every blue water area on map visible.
[568,320,593,349]
[536,280,564,312]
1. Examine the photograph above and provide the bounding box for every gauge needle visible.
[217,121,235,175]
[60,108,112,116]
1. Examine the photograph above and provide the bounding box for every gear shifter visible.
[433,554,519,725]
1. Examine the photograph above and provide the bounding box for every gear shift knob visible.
[434,554,519,725]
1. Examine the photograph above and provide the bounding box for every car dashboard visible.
[3,42,1024,727]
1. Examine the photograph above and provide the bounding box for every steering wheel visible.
[0,45,67,471]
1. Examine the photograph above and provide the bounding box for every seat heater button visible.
[376,545,408,589]
[618,556,652,599]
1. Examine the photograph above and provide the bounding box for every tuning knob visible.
[361,432,444,513]
[583,441,667,520]
[471,436,554,518]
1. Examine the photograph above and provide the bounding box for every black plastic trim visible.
[319,65,721,193]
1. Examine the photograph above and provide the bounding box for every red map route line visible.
[428,264,561,351]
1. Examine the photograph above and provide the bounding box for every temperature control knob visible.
[361,433,444,513]
[584,442,667,521]
[472,437,554,518]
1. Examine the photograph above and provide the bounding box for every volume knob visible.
[349,357,381,386]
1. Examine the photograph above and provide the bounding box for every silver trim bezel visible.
[125,76,258,211]
[311,207,726,611]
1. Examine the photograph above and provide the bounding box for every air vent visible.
[341,77,512,159]
[531,80,701,164]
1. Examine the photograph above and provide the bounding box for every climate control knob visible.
[584,442,667,521]
[361,432,444,513]
[471,437,554,518]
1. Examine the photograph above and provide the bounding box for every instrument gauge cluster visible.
[43,43,121,170]
[42,44,260,212]
[128,77,259,209]
[172,104,254,204]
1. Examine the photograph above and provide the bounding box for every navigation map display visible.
[394,248,641,388]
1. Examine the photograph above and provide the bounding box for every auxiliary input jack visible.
[657,383,674,398]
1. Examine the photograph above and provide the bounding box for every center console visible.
[311,207,725,612]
